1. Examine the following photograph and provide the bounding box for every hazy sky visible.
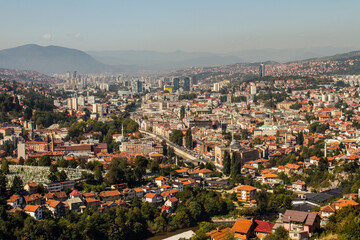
[1,0,360,53]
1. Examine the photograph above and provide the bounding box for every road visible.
[139,129,210,165]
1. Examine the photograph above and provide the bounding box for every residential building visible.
[237,185,257,203]
[24,205,43,220]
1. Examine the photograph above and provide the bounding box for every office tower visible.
[132,80,143,93]
[259,63,265,77]
[213,83,220,92]
[183,77,191,91]
[191,75,197,85]
[250,83,257,95]
[173,78,180,92]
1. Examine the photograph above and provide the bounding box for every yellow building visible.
[163,86,173,93]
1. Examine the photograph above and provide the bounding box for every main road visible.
[139,129,210,165]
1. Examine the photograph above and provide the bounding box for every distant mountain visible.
[87,50,243,71]
[0,44,109,74]
[1,44,359,75]
[233,47,353,63]
[307,50,360,62]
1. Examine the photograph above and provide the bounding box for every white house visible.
[24,205,43,220]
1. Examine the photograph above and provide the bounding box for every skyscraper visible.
[259,63,265,77]
[183,77,191,91]
[132,80,143,93]
[173,78,180,92]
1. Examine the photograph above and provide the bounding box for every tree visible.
[296,131,304,145]
[318,157,329,171]
[1,159,9,174]
[38,155,51,166]
[170,130,183,146]
[0,172,7,195]
[153,215,166,233]
[264,226,289,240]
[185,128,193,149]
[230,152,241,178]
[240,129,248,140]
[105,158,127,185]
[180,106,185,120]
[172,211,190,229]
[57,170,67,182]
[11,176,23,195]
[25,158,36,166]
[50,164,58,173]
[94,166,103,183]
[253,137,263,145]
[192,222,216,240]
[222,151,231,176]
[189,201,202,221]
[19,157,24,165]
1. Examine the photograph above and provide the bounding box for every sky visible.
[1,0,360,53]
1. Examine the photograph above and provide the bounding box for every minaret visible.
[324,141,327,158]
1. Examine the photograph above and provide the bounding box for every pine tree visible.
[1,159,9,174]
[230,152,241,177]
[180,106,185,120]
[185,128,193,149]
[222,151,231,176]
[296,131,304,145]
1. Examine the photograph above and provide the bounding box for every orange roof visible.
[133,187,144,193]
[292,180,306,185]
[27,182,38,187]
[199,168,213,173]
[160,185,171,189]
[155,176,168,181]
[46,199,61,208]
[145,193,156,199]
[206,228,233,240]
[24,205,40,212]
[262,174,278,178]
[284,163,300,170]
[237,185,257,191]
[99,190,120,197]
[232,218,253,234]
[334,199,359,208]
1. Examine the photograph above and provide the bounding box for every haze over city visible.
[1,0,360,54]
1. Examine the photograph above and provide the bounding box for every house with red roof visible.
[231,218,255,239]
[99,190,121,202]
[292,180,306,191]
[24,193,43,205]
[198,168,213,178]
[7,194,24,209]
[46,199,65,217]
[69,189,82,199]
[144,193,160,203]
[164,196,178,209]
[24,205,42,220]
[155,176,169,187]
[24,182,38,195]
[254,220,274,239]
